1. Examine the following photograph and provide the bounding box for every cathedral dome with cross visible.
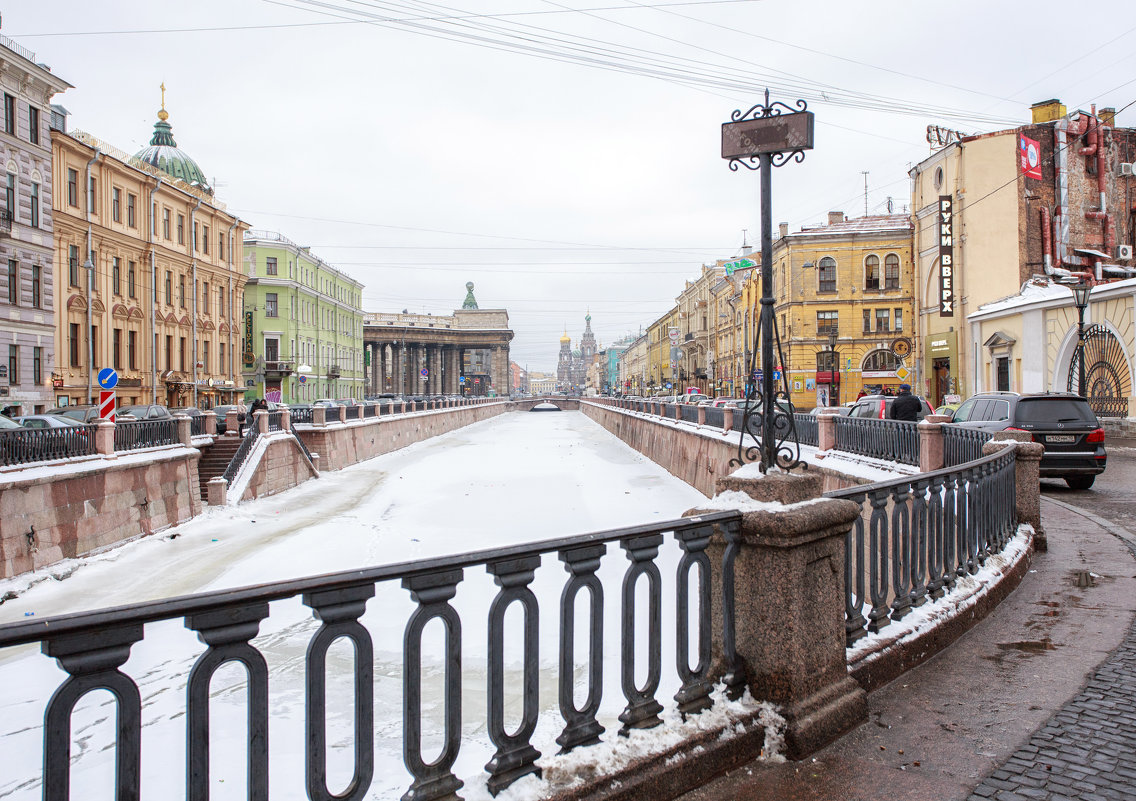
[133,84,211,193]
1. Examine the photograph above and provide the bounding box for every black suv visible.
[947,392,1106,489]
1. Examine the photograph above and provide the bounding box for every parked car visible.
[809,405,853,416]
[679,393,710,405]
[0,415,21,430]
[312,398,341,408]
[848,394,934,421]
[118,404,173,421]
[946,391,1106,489]
[212,404,247,435]
[47,405,104,423]
[16,414,86,429]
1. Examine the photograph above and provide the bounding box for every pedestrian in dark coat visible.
[889,384,922,422]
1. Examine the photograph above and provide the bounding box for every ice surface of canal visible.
[0,410,716,800]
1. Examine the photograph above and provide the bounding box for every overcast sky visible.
[6,1,1135,370]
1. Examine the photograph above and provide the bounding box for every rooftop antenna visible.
[861,171,869,216]
[887,196,894,213]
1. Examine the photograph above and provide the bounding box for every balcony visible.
[327,365,341,379]
[0,209,11,238]
[264,360,294,377]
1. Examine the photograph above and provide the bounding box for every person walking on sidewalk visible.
[889,383,921,421]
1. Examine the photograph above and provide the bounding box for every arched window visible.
[862,349,901,372]
[818,257,836,293]
[885,253,900,290]
[864,255,880,291]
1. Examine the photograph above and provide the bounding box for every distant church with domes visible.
[556,313,597,393]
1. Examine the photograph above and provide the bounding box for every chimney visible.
[778,222,788,239]
[1031,99,1066,124]
[827,211,845,225]
[1101,107,1116,127]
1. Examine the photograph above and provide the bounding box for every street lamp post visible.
[827,329,839,406]
[1072,282,1091,399]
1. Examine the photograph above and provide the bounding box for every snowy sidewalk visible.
[678,498,1136,801]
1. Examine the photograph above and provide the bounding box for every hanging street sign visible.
[722,109,814,160]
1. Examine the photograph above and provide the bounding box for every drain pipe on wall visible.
[189,196,202,407]
[227,219,238,399]
[84,148,101,404]
[147,176,163,403]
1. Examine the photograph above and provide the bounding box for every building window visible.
[69,245,79,286]
[128,330,137,371]
[3,94,13,135]
[29,182,39,228]
[91,325,98,366]
[67,169,78,206]
[32,347,41,385]
[885,254,900,290]
[127,193,136,227]
[88,177,96,215]
[203,281,209,313]
[219,287,225,318]
[5,173,14,219]
[165,335,172,370]
[128,261,136,298]
[996,356,1010,391]
[179,274,185,308]
[862,309,871,334]
[818,256,837,293]
[265,292,278,318]
[203,340,210,372]
[28,106,39,145]
[162,208,171,239]
[112,257,121,295]
[6,259,15,305]
[266,257,278,276]
[202,225,209,254]
[864,255,880,291]
[894,308,903,331]
[113,328,122,370]
[179,337,186,372]
[219,343,225,373]
[265,338,279,361]
[165,271,172,305]
[70,323,80,367]
[816,310,838,336]
[875,308,890,333]
[112,187,121,222]
[31,265,40,308]
[219,233,225,260]
[863,349,901,372]
[177,214,184,245]
[8,345,17,385]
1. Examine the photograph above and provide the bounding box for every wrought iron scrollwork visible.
[730,91,808,121]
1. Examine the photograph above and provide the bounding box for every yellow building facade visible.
[771,213,915,409]
[52,109,248,409]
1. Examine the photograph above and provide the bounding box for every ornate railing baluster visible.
[43,624,144,801]
[484,556,542,795]
[926,474,946,599]
[185,603,271,801]
[303,584,376,801]
[908,478,929,608]
[402,569,464,801]
[556,545,606,753]
[719,518,747,700]
[963,468,980,575]
[890,482,913,621]
[843,493,868,646]
[673,524,713,718]
[618,534,664,735]
[867,489,891,632]
[943,472,960,585]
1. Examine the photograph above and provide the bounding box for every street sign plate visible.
[420,368,428,377]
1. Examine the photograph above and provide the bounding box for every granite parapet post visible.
[983,435,1046,550]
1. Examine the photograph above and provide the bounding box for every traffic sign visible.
[299,375,307,384]
[772,370,782,381]
[459,376,466,384]
[896,366,912,382]
[420,368,428,377]
[668,327,680,344]
[98,390,116,422]
[97,368,118,390]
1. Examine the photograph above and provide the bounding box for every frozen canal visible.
[0,410,717,800]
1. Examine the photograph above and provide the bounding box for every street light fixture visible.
[1071,282,1091,398]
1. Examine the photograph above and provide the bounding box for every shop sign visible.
[862,370,899,379]
[243,311,255,366]
[938,195,954,316]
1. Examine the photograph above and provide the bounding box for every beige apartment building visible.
[52,105,248,409]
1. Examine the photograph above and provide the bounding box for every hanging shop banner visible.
[938,195,955,317]
[243,311,255,366]
[1019,134,1042,180]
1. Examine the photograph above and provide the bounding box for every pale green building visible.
[242,231,364,403]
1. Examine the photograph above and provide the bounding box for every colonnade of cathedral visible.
[362,340,511,396]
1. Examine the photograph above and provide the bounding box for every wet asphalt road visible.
[1039,438,1136,533]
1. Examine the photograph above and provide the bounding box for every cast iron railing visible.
[834,416,919,466]
[942,424,993,467]
[793,413,819,447]
[1088,394,1127,418]
[113,419,177,452]
[0,424,97,465]
[703,406,725,428]
[266,410,284,432]
[679,404,699,424]
[289,406,313,425]
[187,414,206,437]
[345,405,361,421]
[0,511,743,800]
[828,443,1017,646]
[220,425,259,485]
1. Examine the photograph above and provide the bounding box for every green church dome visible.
[133,89,210,192]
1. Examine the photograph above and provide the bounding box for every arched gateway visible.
[1067,324,1132,418]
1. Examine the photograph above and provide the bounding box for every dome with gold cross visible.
[133,84,211,192]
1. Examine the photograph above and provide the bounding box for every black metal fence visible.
[679,404,699,424]
[834,416,919,466]
[793,413,819,447]
[942,424,994,467]
[345,405,361,421]
[0,511,743,800]
[187,414,206,437]
[828,443,1017,645]
[221,426,260,485]
[266,410,284,432]
[0,424,97,466]
[289,406,313,425]
[703,406,726,428]
[113,419,177,452]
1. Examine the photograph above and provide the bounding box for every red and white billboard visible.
[1020,134,1042,180]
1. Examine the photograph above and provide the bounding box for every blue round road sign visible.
[97,367,119,389]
